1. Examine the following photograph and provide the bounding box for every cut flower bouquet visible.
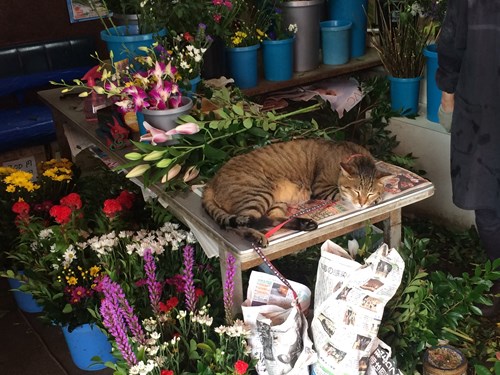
[158,23,213,83]
[51,44,185,113]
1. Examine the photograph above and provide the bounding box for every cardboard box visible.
[0,144,47,179]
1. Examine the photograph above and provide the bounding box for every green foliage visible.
[379,226,500,374]
[122,76,397,191]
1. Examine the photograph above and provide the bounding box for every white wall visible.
[387,113,476,230]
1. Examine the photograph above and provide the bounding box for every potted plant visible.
[418,0,448,123]
[0,159,77,311]
[371,0,434,116]
[261,6,298,81]
[158,23,213,96]
[95,243,254,374]
[87,0,167,61]
[224,0,275,88]
[0,167,154,369]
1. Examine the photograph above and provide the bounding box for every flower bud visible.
[124,152,144,161]
[155,158,172,168]
[125,164,151,178]
[183,166,200,182]
[143,150,167,161]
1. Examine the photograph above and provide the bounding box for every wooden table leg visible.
[383,208,402,249]
[219,247,244,318]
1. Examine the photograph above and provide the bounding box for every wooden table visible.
[38,88,434,315]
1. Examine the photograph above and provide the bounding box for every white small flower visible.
[63,246,77,265]
[347,239,359,258]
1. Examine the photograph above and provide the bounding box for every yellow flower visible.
[67,276,78,285]
[89,266,101,277]
[4,171,40,193]
[0,167,17,176]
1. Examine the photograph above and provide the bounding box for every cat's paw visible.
[296,218,318,231]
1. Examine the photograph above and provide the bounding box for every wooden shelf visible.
[242,47,381,97]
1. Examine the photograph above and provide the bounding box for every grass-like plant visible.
[371,0,434,78]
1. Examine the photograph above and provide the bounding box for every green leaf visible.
[232,104,244,116]
[203,144,227,160]
[62,303,73,313]
[243,118,253,129]
[197,343,214,353]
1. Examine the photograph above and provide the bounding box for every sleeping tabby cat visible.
[202,139,392,246]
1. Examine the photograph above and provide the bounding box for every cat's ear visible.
[376,170,395,183]
[340,162,356,178]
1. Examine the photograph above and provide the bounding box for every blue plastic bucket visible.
[225,44,260,89]
[7,274,43,313]
[262,38,294,81]
[327,0,368,58]
[62,324,116,371]
[321,20,352,65]
[389,76,422,116]
[423,44,442,123]
[100,26,167,62]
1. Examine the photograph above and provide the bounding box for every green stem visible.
[274,102,323,121]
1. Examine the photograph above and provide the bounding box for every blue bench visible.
[0,37,96,152]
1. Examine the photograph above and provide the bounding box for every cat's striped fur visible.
[202,139,391,246]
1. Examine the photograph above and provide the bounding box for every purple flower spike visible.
[182,245,196,312]
[144,249,163,314]
[99,276,146,345]
[100,299,138,367]
[223,252,236,325]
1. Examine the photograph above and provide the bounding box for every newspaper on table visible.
[311,240,404,375]
[242,271,317,375]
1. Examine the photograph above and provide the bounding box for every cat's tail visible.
[201,185,252,229]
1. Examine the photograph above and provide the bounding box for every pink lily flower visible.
[139,122,200,145]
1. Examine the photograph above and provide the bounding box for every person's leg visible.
[475,209,500,261]
[475,209,500,318]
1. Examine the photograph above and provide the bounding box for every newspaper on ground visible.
[311,240,405,375]
[242,271,317,375]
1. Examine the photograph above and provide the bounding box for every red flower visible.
[234,360,249,375]
[195,288,204,299]
[49,205,73,224]
[103,199,122,218]
[159,296,179,313]
[60,193,82,210]
[183,32,194,42]
[12,201,30,215]
[161,370,174,375]
[116,190,135,210]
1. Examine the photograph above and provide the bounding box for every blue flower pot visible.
[321,20,352,65]
[187,75,202,98]
[100,26,167,62]
[7,274,43,313]
[226,44,260,89]
[62,324,116,371]
[327,0,368,58]
[389,76,422,116]
[423,44,441,123]
[262,38,294,81]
